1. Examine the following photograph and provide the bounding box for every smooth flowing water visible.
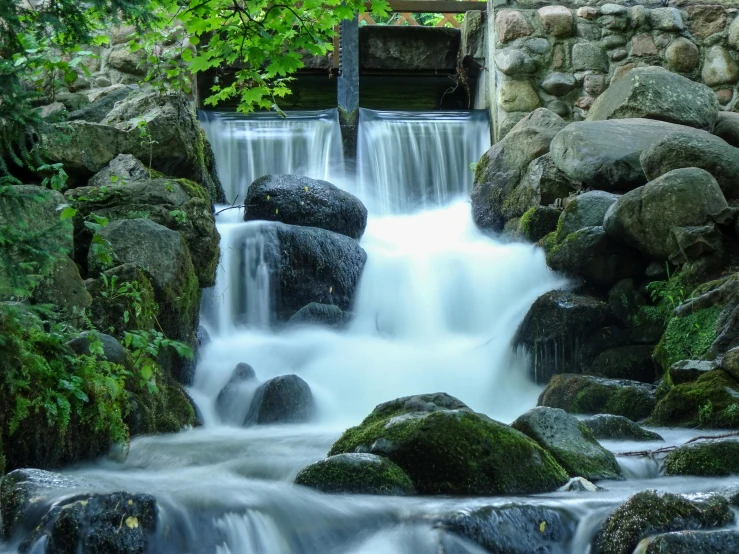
[5,110,738,554]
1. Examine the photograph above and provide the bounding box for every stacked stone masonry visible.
[489,0,739,140]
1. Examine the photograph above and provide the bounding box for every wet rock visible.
[720,346,739,381]
[663,440,739,477]
[271,224,367,320]
[518,206,560,243]
[328,393,568,495]
[665,38,700,73]
[294,453,416,495]
[514,291,612,384]
[125,372,198,436]
[572,43,608,72]
[245,374,315,425]
[68,331,128,366]
[498,80,541,113]
[512,407,622,481]
[559,477,601,492]
[607,278,645,325]
[581,414,663,442]
[551,119,703,192]
[669,359,719,385]
[703,46,739,88]
[647,370,739,429]
[593,490,733,554]
[19,491,157,554]
[604,168,730,261]
[556,191,619,242]
[587,344,656,382]
[287,303,346,328]
[68,85,138,124]
[472,109,566,232]
[643,530,739,554]
[496,10,533,44]
[546,227,645,289]
[215,363,258,420]
[640,131,739,199]
[437,504,575,554]
[244,174,368,240]
[538,374,656,421]
[587,67,719,131]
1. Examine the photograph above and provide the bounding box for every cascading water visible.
[7,110,739,554]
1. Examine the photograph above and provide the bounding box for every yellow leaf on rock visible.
[304,186,308,192]
[276,209,279,214]
[267,194,270,200]
[539,521,546,533]
[125,516,139,529]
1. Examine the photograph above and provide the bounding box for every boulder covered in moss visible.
[514,291,613,384]
[581,415,663,442]
[518,205,561,243]
[654,306,721,372]
[586,345,656,383]
[126,372,198,436]
[669,359,719,385]
[437,504,576,554]
[663,440,739,477]
[471,109,567,232]
[245,375,315,425]
[555,191,619,242]
[593,490,733,554]
[538,374,656,421]
[294,453,416,495]
[647,370,739,428]
[643,530,739,554]
[546,226,645,290]
[328,393,569,495]
[512,407,622,481]
[244,174,368,240]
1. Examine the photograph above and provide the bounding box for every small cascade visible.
[199,109,345,203]
[356,109,490,214]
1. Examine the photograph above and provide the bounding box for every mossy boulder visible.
[669,359,719,385]
[663,440,739,477]
[514,291,613,384]
[593,490,734,554]
[328,393,569,495]
[643,530,739,554]
[512,407,622,481]
[555,191,619,243]
[647,370,739,428]
[538,374,657,421]
[581,415,663,442]
[126,372,198,436]
[518,206,561,243]
[654,306,720,373]
[587,345,656,383]
[437,504,576,554]
[294,453,416,495]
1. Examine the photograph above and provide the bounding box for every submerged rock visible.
[643,530,739,554]
[244,174,368,240]
[437,504,575,554]
[294,453,416,495]
[586,66,719,131]
[287,303,347,328]
[215,363,258,421]
[512,407,622,481]
[581,415,663,442]
[538,374,656,421]
[663,440,739,477]
[558,477,602,492]
[328,393,568,495]
[593,490,733,554]
[245,374,315,425]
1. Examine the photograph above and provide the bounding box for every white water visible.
[5,111,739,554]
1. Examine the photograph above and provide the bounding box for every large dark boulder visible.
[287,302,347,328]
[471,109,567,232]
[546,226,645,290]
[244,374,315,425]
[294,453,416,495]
[550,119,702,192]
[555,191,619,242]
[244,174,367,240]
[663,440,739,477]
[640,131,739,199]
[512,407,622,481]
[514,291,613,383]
[327,393,569,495]
[581,415,663,442]
[586,344,656,383]
[586,66,719,131]
[67,331,128,366]
[437,504,576,554]
[713,111,739,148]
[603,168,730,261]
[644,530,739,554]
[68,84,139,124]
[593,490,733,554]
[538,374,656,421]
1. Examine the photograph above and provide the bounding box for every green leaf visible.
[59,207,77,220]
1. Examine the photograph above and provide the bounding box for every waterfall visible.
[199,109,345,203]
[356,109,490,214]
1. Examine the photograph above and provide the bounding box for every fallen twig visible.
[616,431,739,457]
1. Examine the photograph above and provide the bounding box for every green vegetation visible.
[653,306,720,371]
[664,441,739,477]
[294,454,416,495]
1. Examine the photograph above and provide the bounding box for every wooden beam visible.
[386,0,484,13]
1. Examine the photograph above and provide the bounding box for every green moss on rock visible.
[664,440,739,477]
[537,231,558,254]
[294,453,416,495]
[654,306,720,373]
[594,490,733,554]
[647,370,739,428]
[328,394,569,495]
[126,371,197,435]
[519,206,561,243]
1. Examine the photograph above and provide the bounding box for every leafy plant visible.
[169,209,187,224]
[698,400,713,426]
[37,163,68,192]
[136,119,157,176]
[123,329,193,393]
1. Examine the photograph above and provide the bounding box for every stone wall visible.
[487,0,739,140]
